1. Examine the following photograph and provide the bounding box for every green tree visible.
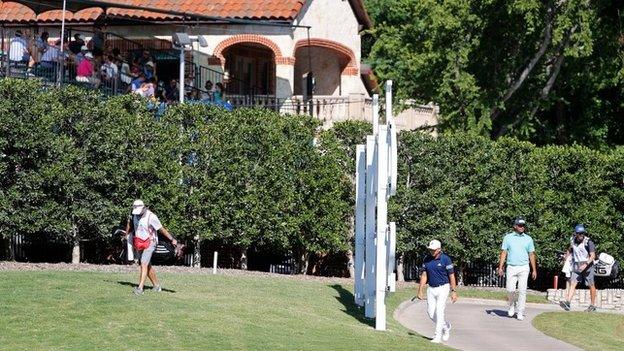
[365,0,624,146]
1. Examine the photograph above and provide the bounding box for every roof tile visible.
[0,0,307,23]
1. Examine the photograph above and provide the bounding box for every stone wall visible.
[547,288,623,311]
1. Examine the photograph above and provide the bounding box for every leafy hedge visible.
[0,79,351,271]
[390,133,624,270]
[1,79,622,273]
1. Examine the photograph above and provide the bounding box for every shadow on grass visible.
[486,309,512,318]
[105,280,177,293]
[408,331,435,341]
[329,284,374,327]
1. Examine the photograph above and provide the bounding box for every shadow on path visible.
[105,280,177,293]
[329,284,374,327]
[485,309,513,318]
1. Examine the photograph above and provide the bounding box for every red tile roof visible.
[0,0,307,23]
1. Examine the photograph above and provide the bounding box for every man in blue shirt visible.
[417,239,458,344]
[497,217,537,321]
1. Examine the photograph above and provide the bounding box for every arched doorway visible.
[222,43,276,96]
[294,40,356,96]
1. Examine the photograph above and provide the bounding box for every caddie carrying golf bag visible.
[594,253,619,279]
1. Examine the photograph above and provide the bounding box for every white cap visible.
[427,239,441,250]
[131,199,145,215]
[85,52,94,59]
[81,45,88,51]
[145,61,154,68]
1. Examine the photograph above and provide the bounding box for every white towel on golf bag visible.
[561,255,572,278]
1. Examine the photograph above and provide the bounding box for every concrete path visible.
[394,298,583,351]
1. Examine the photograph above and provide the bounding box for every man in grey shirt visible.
[559,224,597,312]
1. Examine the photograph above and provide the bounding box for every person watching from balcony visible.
[143,61,156,80]
[214,82,225,103]
[165,79,180,103]
[75,45,89,66]
[9,30,30,65]
[90,26,106,58]
[68,33,85,55]
[76,52,100,88]
[138,50,154,66]
[129,72,146,94]
[34,31,49,64]
[135,78,156,99]
[119,60,133,86]
[40,39,61,69]
[201,80,214,101]
[100,54,118,83]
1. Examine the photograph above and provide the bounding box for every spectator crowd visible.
[4,28,227,106]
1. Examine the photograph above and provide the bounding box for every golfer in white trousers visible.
[497,217,537,321]
[417,239,458,344]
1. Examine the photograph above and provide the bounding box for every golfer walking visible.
[126,199,177,295]
[559,224,597,312]
[417,239,458,344]
[497,217,537,320]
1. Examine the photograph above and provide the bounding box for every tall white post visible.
[179,47,185,103]
[385,81,393,124]
[372,94,379,134]
[375,126,389,331]
[387,222,396,292]
[354,145,367,307]
[364,135,377,318]
[57,0,67,86]
[212,251,218,274]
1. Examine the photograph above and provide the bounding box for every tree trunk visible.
[396,254,405,282]
[240,248,248,270]
[490,6,555,125]
[71,224,80,264]
[192,235,201,268]
[346,249,355,278]
[6,235,15,261]
[296,251,309,275]
[458,263,466,286]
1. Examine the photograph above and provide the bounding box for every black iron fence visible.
[403,257,624,290]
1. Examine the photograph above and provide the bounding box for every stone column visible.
[275,57,295,113]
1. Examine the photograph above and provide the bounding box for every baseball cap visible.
[81,45,88,51]
[131,199,145,215]
[85,52,94,59]
[574,224,586,234]
[145,61,155,68]
[514,217,527,226]
[427,239,441,250]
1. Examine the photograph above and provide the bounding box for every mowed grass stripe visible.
[0,271,451,351]
[533,311,624,351]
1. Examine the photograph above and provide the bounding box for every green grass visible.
[0,271,451,351]
[456,287,549,304]
[533,312,624,351]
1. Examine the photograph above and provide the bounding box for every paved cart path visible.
[394,298,583,351]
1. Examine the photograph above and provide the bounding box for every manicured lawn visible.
[456,287,549,304]
[533,311,624,351]
[0,271,451,350]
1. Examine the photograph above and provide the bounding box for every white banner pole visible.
[375,126,389,331]
[364,135,377,318]
[354,145,367,306]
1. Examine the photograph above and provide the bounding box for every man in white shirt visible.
[100,54,118,82]
[9,30,30,63]
[125,199,177,295]
[40,39,61,69]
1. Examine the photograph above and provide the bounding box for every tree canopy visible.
[365,0,624,147]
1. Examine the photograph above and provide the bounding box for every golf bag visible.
[594,253,619,278]
[152,235,176,264]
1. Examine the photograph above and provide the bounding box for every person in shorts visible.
[125,199,177,295]
[559,224,597,312]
